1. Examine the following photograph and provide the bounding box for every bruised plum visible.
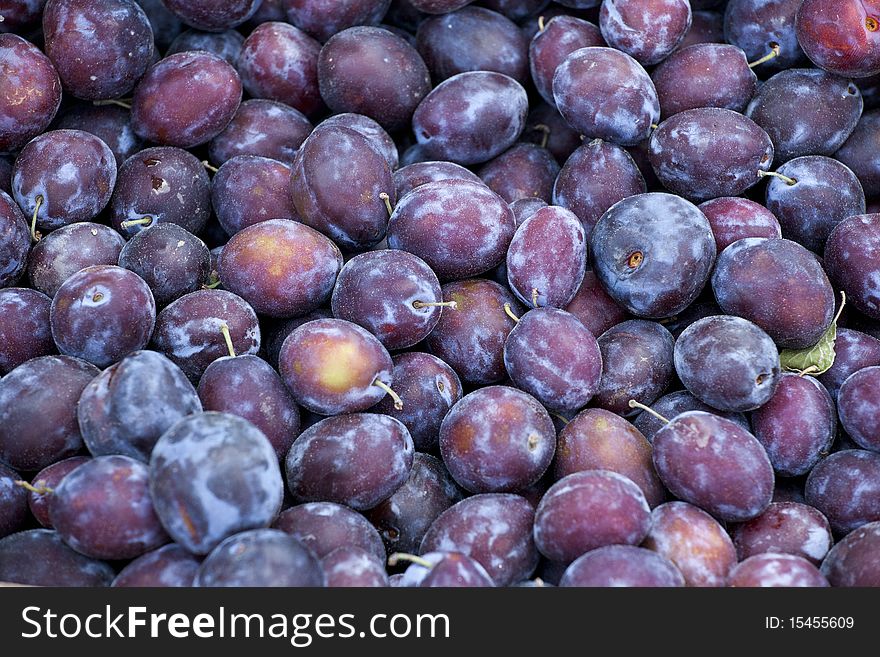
[331,250,444,351]
[589,193,716,318]
[110,146,212,237]
[503,308,602,414]
[426,279,522,385]
[149,412,284,554]
[285,413,414,510]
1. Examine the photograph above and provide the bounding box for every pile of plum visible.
[1,0,880,588]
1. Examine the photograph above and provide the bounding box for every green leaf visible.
[779,292,846,377]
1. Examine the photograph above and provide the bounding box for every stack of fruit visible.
[1,0,879,588]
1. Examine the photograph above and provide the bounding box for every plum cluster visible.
[1,0,880,588]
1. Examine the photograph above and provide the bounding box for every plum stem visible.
[379,192,394,216]
[531,123,550,149]
[629,399,669,424]
[219,323,236,358]
[93,98,132,109]
[797,365,820,377]
[388,552,433,569]
[202,270,221,289]
[757,170,797,186]
[550,412,570,425]
[833,290,847,325]
[202,160,219,174]
[373,379,403,410]
[504,303,520,323]
[538,15,545,32]
[531,288,540,308]
[748,43,781,68]
[120,216,154,229]
[30,195,43,242]
[650,123,659,130]
[412,300,457,310]
[14,480,53,495]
